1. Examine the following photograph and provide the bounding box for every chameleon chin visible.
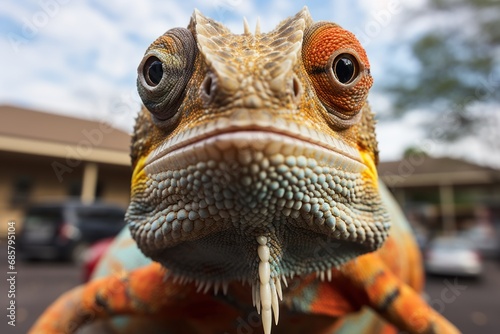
[31,7,460,334]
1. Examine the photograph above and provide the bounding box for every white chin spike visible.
[222,281,229,295]
[256,236,280,334]
[196,280,205,293]
[270,280,279,325]
[275,277,283,301]
[252,283,256,307]
[255,283,261,314]
[203,281,212,294]
[281,275,288,288]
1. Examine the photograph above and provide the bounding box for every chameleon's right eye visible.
[137,28,197,123]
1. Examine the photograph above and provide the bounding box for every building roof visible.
[0,105,131,165]
[378,156,500,187]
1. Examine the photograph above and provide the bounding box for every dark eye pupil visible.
[147,59,163,86]
[334,56,356,84]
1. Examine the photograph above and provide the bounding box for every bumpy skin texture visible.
[30,8,460,334]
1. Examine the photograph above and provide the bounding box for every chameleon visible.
[31,8,460,334]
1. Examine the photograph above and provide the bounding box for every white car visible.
[425,237,483,277]
[460,225,499,259]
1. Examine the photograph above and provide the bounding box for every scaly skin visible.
[30,8,460,334]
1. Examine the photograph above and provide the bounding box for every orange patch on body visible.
[309,278,359,318]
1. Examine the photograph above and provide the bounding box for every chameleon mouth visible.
[145,109,364,169]
[145,129,366,175]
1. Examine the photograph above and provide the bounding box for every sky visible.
[1,0,495,165]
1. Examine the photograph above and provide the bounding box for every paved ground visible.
[424,260,500,333]
[1,247,499,333]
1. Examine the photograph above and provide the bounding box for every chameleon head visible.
[127,7,389,332]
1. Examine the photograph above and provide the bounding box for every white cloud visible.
[377,111,426,161]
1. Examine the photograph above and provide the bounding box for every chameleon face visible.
[127,7,389,330]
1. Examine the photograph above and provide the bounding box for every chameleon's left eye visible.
[302,22,373,128]
[137,27,197,124]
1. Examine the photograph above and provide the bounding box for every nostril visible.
[292,76,301,99]
[202,75,213,97]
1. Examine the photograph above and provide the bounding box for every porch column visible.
[81,162,98,203]
[394,188,406,208]
[439,183,456,235]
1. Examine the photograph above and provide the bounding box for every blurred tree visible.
[384,0,499,154]
[403,146,428,159]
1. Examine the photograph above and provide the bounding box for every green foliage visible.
[403,146,428,159]
[384,0,499,142]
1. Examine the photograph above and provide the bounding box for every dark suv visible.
[19,201,126,263]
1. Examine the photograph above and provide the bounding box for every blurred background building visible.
[379,156,500,258]
[0,105,131,236]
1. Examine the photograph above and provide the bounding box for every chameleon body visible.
[31,8,459,334]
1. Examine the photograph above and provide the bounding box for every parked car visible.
[424,236,482,278]
[18,201,126,263]
[459,225,499,259]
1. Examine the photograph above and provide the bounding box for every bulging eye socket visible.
[320,49,368,129]
[328,50,362,87]
[136,49,182,123]
[136,27,197,126]
[302,23,371,129]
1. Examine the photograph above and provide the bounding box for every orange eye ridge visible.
[303,23,373,125]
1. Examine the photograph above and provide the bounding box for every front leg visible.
[340,252,460,334]
[29,263,167,333]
